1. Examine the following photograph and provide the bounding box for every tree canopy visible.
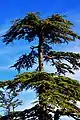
[0,87,22,116]
[3,12,80,74]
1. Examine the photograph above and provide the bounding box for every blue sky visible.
[0,0,80,119]
[0,0,80,80]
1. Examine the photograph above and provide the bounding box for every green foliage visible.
[3,13,80,44]
[0,87,22,115]
[0,104,53,120]
[45,51,80,74]
[2,12,80,74]
[0,72,80,117]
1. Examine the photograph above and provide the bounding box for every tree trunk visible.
[7,105,10,115]
[38,37,50,120]
[13,106,14,113]
[7,105,11,120]
[54,109,60,120]
[38,37,44,120]
[38,37,44,72]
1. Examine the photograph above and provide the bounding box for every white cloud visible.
[76,101,80,108]
[66,71,80,81]
[60,116,74,120]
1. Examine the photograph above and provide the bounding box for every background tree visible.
[1,12,80,120]
[0,87,22,116]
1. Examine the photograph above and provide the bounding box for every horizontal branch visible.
[44,51,80,74]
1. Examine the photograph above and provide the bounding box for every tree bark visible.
[7,105,10,115]
[13,106,14,113]
[54,109,60,120]
[38,37,45,120]
[38,37,44,72]
[7,105,11,120]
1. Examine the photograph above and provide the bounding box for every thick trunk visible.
[38,36,44,106]
[38,37,44,72]
[38,37,44,120]
[38,37,52,120]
